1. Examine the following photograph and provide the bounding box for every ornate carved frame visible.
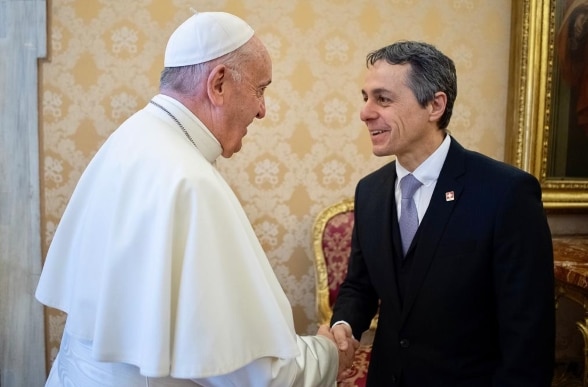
[312,198,378,330]
[505,0,588,210]
[312,198,355,325]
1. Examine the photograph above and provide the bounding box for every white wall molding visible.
[0,1,47,385]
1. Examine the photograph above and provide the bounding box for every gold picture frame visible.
[506,0,588,210]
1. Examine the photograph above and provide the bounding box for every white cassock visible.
[36,94,338,387]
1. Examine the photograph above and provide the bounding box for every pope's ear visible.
[428,91,447,122]
[207,64,228,106]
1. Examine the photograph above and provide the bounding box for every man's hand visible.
[317,324,359,380]
[330,323,354,351]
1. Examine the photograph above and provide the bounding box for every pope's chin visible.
[222,142,243,158]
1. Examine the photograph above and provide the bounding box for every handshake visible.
[317,323,360,381]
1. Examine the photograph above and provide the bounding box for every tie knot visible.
[400,174,422,199]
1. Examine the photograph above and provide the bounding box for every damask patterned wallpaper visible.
[40,0,512,363]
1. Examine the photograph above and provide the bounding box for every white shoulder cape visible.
[36,95,300,378]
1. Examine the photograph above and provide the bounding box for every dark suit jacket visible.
[331,138,555,387]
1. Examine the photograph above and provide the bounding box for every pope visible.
[36,11,358,387]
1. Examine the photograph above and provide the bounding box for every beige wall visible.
[39,0,588,365]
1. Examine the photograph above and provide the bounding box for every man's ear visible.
[428,91,447,122]
[207,64,228,106]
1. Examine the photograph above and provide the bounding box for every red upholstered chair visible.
[312,198,377,387]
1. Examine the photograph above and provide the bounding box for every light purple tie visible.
[399,174,422,256]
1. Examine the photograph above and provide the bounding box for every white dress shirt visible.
[395,134,451,222]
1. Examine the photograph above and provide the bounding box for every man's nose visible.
[359,101,376,122]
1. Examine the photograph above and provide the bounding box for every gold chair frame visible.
[313,198,355,325]
[312,198,378,330]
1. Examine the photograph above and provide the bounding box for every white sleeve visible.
[191,335,338,387]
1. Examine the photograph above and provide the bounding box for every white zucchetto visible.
[164,11,255,67]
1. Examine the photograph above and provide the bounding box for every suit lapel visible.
[364,162,404,315]
[400,139,467,324]
[387,163,404,259]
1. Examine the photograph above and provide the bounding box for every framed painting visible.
[506,0,588,209]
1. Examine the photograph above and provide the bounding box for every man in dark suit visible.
[330,41,555,386]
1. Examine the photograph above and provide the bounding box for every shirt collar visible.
[396,134,451,186]
[151,94,222,164]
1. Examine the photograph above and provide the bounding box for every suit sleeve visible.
[492,172,555,386]
[191,335,338,387]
